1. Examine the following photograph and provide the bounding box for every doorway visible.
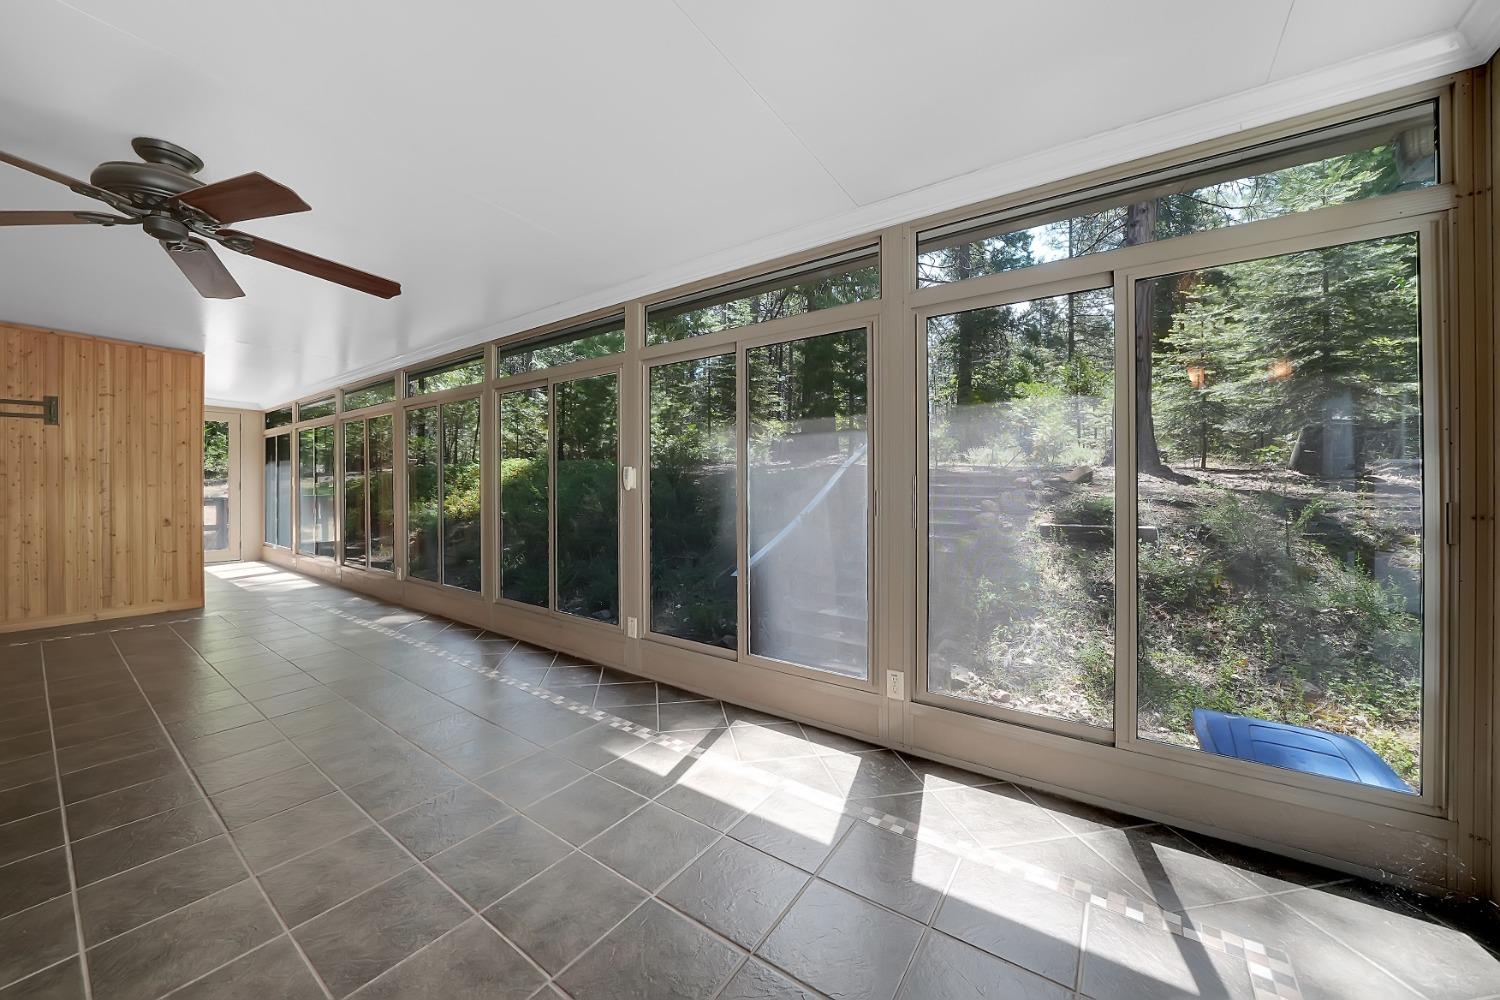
[204,409,241,562]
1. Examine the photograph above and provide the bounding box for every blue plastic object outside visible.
[1192,708,1413,794]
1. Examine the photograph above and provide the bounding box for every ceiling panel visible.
[1269,0,1474,80]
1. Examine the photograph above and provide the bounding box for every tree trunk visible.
[1126,200,1166,473]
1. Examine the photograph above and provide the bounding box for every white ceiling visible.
[0,0,1496,408]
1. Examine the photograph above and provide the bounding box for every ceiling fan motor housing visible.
[89,138,205,209]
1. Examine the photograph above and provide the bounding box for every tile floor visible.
[0,561,1496,1000]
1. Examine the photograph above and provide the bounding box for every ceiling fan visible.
[0,137,400,299]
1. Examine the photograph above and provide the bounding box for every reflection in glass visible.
[369,415,396,572]
[343,421,366,566]
[202,420,230,553]
[747,331,868,677]
[344,380,395,411]
[918,104,1437,287]
[499,321,625,376]
[441,398,483,591]
[499,387,549,606]
[406,405,440,582]
[557,374,619,622]
[265,408,292,430]
[1135,234,1423,793]
[263,436,278,547]
[649,354,737,647]
[927,289,1115,729]
[275,433,292,549]
[297,426,336,558]
[407,356,485,396]
[298,396,335,421]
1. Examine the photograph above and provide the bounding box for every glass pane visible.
[926,290,1116,728]
[369,414,396,572]
[297,426,336,557]
[557,374,619,622]
[298,396,335,422]
[499,387,549,607]
[649,353,737,647]
[344,379,396,411]
[407,355,485,396]
[747,331,869,678]
[1134,234,1423,793]
[499,320,625,376]
[265,407,292,430]
[406,405,440,582]
[343,421,366,567]
[441,397,483,591]
[918,104,1437,286]
[263,436,278,547]
[275,433,292,549]
[202,420,230,553]
[647,250,880,345]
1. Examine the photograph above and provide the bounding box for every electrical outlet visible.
[627,616,639,638]
[886,670,905,700]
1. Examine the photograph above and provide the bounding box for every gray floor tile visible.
[0,848,70,920]
[657,758,779,833]
[0,811,62,869]
[717,959,823,1000]
[166,936,325,1000]
[557,899,741,1000]
[294,866,470,997]
[1079,906,1255,1000]
[77,835,245,944]
[1078,825,1263,911]
[343,757,468,820]
[819,822,958,922]
[0,755,56,796]
[192,740,307,794]
[482,852,646,974]
[931,783,1072,848]
[426,814,573,908]
[933,857,1085,987]
[70,799,222,886]
[0,956,86,999]
[0,896,78,990]
[86,880,281,1000]
[66,771,204,840]
[525,774,647,846]
[212,763,337,829]
[402,712,506,754]
[595,740,699,798]
[758,881,924,1000]
[350,917,543,1000]
[232,792,369,872]
[177,720,285,766]
[660,838,809,950]
[548,724,654,771]
[435,729,537,778]
[818,749,927,799]
[728,790,854,872]
[0,781,59,826]
[54,729,168,775]
[260,826,414,928]
[167,703,266,742]
[583,802,719,890]
[896,929,1070,1000]
[475,751,590,809]
[382,784,512,859]
[657,700,729,732]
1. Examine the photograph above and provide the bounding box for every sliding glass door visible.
[203,411,239,563]
[405,398,482,591]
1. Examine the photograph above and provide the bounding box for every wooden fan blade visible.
[219,228,400,298]
[164,238,244,299]
[0,149,113,201]
[169,172,310,224]
[0,211,101,226]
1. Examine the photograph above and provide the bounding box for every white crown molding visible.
[270,28,1486,409]
[1459,0,1500,65]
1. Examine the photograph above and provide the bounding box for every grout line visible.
[0,953,82,994]
[156,933,295,999]
[36,642,95,1000]
[104,632,338,1000]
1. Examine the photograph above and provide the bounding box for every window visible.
[203,420,230,554]
[498,387,549,607]
[747,330,869,678]
[499,317,624,376]
[917,103,1437,287]
[556,373,619,622]
[442,398,483,592]
[368,415,396,572]
[407,355,485,397]
[407,399,483,590]
[343,421,365,566]
[344,379,396,411]
[649,353,737,647]
[263,434,292,548]
[647,247,879,346]
[297,425,336,557]
[926,290,1116,729]
[265,407,293,430]
[1134,233,1424,793]
[407,406,440,582]
[298,396,335,422]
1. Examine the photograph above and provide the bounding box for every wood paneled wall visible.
[1,321,204,632]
